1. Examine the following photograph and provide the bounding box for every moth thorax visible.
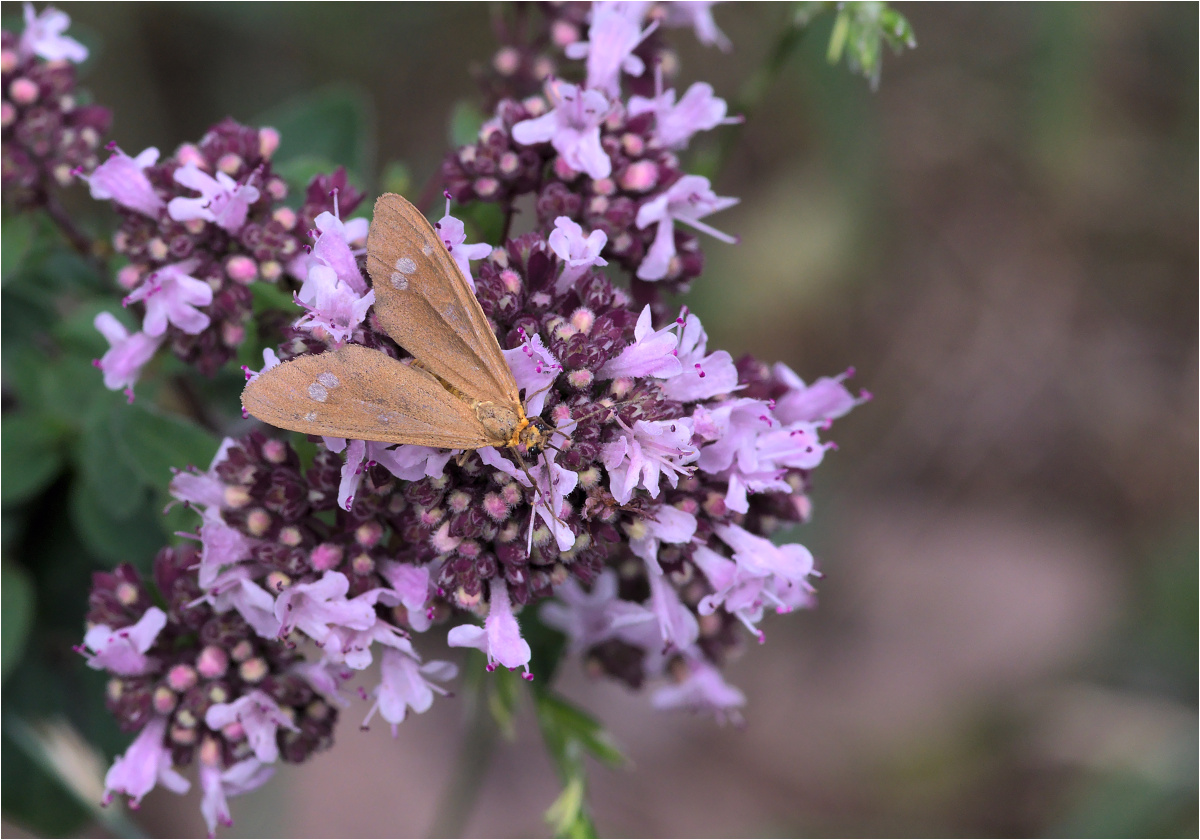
[474,400,521,443]
[517,416,552,455]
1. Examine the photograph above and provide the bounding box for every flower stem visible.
[427,665,498,838]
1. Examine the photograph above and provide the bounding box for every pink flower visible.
[772,363,866,424]
[548,216,608,293]
[92,312,162,398]
[324,438,451,511]
[362,648,457,734]
[601,417,698,504]
[168,437,234,510]
[658,312,738,402]
[370,444,454,484]
[513,79,614,179]
[379,560,435,632]
[478,445,578,552]
[436,208,492,292]
[80,146,164,218]
[291,661,350,708]
[635,175,738,281]
[652,657,746,724]
[167,162,261,234]
[628,503,696,571]
[629,81,731,150]
[273,570,378,642]
[204,690,298,764]
[663,1,731,52]
[308,209,369,294]
[102,716,191,808]
[20,4,88,63]
[501,331,562,417]
[195,516,254,590]
[321,615,413,671]
[647,570,699,652]
[597,304,682,380]
[123,258,213,336]
[692,538,814,643]
[447,577,533,677]
[208,573,279,639]
[81,606,167,676]
[564,1,657,96]
[199,756,274,836]
[294,262,375,345]
[540,570,656,654]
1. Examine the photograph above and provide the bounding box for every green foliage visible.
[790,1,915,91]
[257,85,376,195]
[1,561,35,681]
[535,690,626,838]
[823,2,915,90]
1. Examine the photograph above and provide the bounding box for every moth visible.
[242,192,554,463]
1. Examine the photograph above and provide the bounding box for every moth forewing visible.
[241,344,496,449]
[366,193,519,409]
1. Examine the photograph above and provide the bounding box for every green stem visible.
[427,668,498,838]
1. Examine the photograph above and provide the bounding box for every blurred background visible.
[3,3,1196,837]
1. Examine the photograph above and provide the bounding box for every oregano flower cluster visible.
[51,2,871,832]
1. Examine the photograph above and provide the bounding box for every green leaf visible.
[448,100,487,148]
[544,774,595,839]
[74,403,150,519]
[1,413,66,506]
[1,561,35,681]
[534,691,623,839]
[272,154,341,198]
[535,692,626,769]
[1,211,36,284]
[825,1,915,90]
[67,479,164,567]
[257,85,375,184]
[110,403,218,492]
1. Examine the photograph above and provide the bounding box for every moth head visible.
[516,416,552,456]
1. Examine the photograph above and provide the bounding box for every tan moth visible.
[242,192,554,462]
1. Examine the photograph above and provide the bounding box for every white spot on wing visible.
[421,242,433,256]
[394,256,417,274]
[390,272,408,290]
[316,372,340,388]
[304,411,317,422]
[307,382,329,402]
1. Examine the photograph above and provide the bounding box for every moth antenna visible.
[523,375,559,404]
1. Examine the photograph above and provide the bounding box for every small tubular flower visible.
[92,312,162,398]
[602,417,698,504]
[635,175,738,281]
[204,690,298,764]
[102,716,191,808]
[123,258,214,337]
[168,162,261,234]
[81,606,167,676]
[20,3,88,62]
[512,79,614,179]
[597,304,682,379]
[447,577,533,677]
[80,146,164,217]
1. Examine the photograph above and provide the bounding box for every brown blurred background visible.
[43,2,1200,836]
